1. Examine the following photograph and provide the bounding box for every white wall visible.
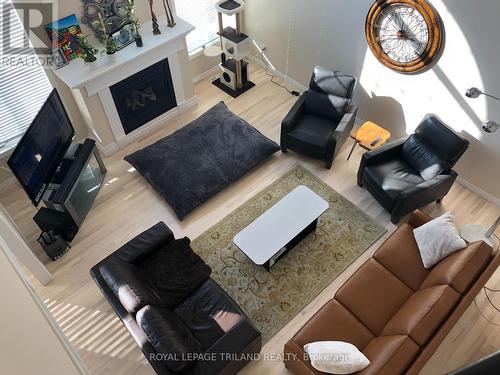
[243,0,500,200]
[0,240,87,374]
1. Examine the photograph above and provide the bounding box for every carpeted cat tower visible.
[211,0,254,97]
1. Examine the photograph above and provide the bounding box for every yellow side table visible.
[347,121,391,160]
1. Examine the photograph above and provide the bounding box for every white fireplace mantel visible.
[52,16,197,155]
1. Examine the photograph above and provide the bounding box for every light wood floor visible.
[2,65,500,375]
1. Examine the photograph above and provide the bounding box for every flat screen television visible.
[8,89,75,206]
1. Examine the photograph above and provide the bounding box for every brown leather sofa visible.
[284,211,500,375]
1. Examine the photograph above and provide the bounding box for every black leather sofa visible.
[449,350,500,374]
[357,115,469,224]
[90,222,261,375]
[281,66,358,169]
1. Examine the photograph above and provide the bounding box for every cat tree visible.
[212,0,254,97]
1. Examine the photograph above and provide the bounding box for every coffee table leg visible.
[347,140,357,160]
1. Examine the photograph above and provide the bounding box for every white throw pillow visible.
[413,211,466,269]
[303,341,370,374]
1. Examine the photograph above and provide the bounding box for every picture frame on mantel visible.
[80,0,131,40]
[50,48,69,70]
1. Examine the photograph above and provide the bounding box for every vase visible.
[105,53,117,63]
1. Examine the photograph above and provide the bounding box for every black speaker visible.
[34,208,78,242]
[37,231,69,261]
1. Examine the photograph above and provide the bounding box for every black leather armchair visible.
[281,66,358,169]
[357,115,469,224]
[90,223,261,375]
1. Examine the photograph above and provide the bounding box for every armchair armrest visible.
[110,222,175,265]
[326,106,358,165]
[391,171,458,223]
[281,94,306,149]
[357,138,407,186]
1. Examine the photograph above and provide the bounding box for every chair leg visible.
[347,141,357,161]
[436,198,442,204]
[281,147,288,153]
[391,213,402,224]
[325,160,333,169]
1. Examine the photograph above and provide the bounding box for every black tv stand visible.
[34,138,106,245]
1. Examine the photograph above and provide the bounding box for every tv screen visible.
[8,89,74,206]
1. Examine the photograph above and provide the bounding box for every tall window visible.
[174,0,235,53]
[0,0,53,154]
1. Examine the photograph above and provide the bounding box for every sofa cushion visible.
[335,259,414,335]
[304,90,348,123]
[174,279,243,349]
[413,212,467,269]
[124,101,280,220]
[304,341,370,374]
[100,257,162,313]
[358,335,420,375]
[420,241,492,294]
[373,223,429,291]
[381,285,460,346]
[140,237,212,308]
[136,305,202,372]
[292,299,375,351]
[402,134,444,181]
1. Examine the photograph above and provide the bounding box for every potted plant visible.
[77,34,99,64]
[98,13,118,61]
[103,35,118,56]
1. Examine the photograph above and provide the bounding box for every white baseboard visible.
[457,177,500,208]
[95,141,120,157]
[192,65,219,84]
[248,55,308,92]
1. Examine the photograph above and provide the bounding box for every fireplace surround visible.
[52,16,196,156]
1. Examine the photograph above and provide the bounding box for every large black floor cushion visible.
[125,102,280,220]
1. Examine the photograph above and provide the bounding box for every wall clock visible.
[365,0,443,74]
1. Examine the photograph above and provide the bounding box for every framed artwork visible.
[50,48,69,70]
[112,24,135,50]
[44,14,83,62]
[81,0,130,40]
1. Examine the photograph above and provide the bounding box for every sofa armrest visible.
[326,106,358,164]
[357,138,407,186]
[281,94,306,149]
[284,339,319,375]
[391,171,458,223]
[196,318,262,375]
[407,210,432,228]
[110,222,175,265]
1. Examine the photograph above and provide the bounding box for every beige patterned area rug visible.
[191,165,386,343]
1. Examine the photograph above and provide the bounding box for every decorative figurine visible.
[163,0,176,28]
[148,0,161,35]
